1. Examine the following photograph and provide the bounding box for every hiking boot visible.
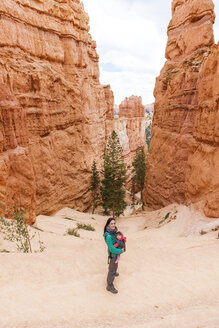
[106,286,118,294]
[115,272,119,277]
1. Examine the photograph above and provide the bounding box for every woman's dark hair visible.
[104,217,115,234]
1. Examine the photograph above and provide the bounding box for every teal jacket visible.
[104,231,123,258]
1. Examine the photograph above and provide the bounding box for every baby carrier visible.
[114,231,126,251]
[104,230,126,262]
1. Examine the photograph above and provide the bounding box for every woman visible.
[104,217,125,294]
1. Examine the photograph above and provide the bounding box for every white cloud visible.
[100,68,156,103]
[82,0,219,105]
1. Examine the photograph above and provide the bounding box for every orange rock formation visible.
[144,0,219,217]
[0,0,114,222]
[119,96,145,118]
[114,96,147,188]
[0,83,36,223]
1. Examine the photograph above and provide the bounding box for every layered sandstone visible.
[114,96,147,188]
[0,0,114,222]
[119,96,145,118]
[187,44,219,217]
[144,0,219,217]
[0,83,35,223]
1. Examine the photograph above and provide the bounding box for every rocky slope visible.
[1,205,219,327]
[144,0,219,217]
[0,0,114,222]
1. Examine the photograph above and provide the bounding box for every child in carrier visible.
[113,231,126,263]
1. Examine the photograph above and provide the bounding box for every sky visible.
[82,0,219,105]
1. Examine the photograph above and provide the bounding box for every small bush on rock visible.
[67,228,80,237]
[0,207,45,253]
[77,223,95,231]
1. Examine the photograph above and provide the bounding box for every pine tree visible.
[132,146,146,210]
[146,123,152,151]
[101,130,127,218]
[90,160,100,214]
[131,175,136,208]
[146,122,152,150]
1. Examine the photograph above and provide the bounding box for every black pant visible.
[107,257,118,288]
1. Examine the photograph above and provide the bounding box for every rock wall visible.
[144,0,219,217]
[187,44,219,217]
[0,0,114,222]
[0,83,36,223]
[114,96,147,188]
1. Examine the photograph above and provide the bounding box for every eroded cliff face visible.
[114,96,147,188]
[144,0,219,217]
[187,44,219,217]
[0,0,114,222]
[0,83,36,223]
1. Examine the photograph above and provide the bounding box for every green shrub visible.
[67,228,80,237]
[63,217,76,221]
[77,223,95,231]
[32,226,44,232]
[164,212,171,220]
[0,207,45,253]
[159,212,171,225]
[0,249,10,253]
[158,212,177,226]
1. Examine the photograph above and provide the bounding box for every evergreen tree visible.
[101,130,127,218]
[132,146,146,210]
[131,175,136,213]
[146,123,152,150]
[131,175,136,208]
[90,160,100,214]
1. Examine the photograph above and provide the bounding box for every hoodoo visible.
[0,0,114,222]
[114,96,147,187]
[144,0,219,217]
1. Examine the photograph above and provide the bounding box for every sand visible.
[0,204,219,328]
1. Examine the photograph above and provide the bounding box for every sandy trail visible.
[0,205,219,328]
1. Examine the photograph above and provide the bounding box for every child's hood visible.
[118,231,126,243]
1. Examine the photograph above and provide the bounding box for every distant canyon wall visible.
[115,96,147,188]
[144,0,219,217]
[0,0,114,223]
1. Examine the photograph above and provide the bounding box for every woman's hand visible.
[122,249,125,253]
